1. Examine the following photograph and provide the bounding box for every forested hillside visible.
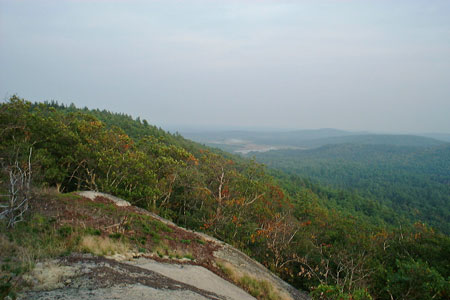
[1,96,449,300]
[251,144,450,234]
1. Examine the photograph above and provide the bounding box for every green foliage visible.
[1,96,449,300]
[108,233,122,239]
[311,284,372,300]
[84,227,101,236]
[57,225,73,238]
[0,274,16,300]
[386,259,448,300]
[254,143,450,233]
[195,238,206,245]
[183,253,194,260]
[0,213,82,299]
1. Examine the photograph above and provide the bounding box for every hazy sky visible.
[1,0,449,133]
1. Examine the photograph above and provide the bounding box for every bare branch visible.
[0,147,33,228]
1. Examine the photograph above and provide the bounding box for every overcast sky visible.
[1,0,449,133]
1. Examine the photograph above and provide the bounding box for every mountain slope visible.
[15,191,307,300]
[2,96,449,300]
[252,143,450,233]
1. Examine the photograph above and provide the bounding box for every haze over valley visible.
[182,128,450,154]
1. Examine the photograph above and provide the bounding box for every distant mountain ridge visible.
[421,132,450,143]
[182,129,447,153]
[294,134,446,148]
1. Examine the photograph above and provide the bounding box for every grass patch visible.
[84,227,101,236]
[151,232,161,244]
[79,235,129,256]
[215,260,291,300]
[239,275,279,300]
[57,225,73,238]
[0,214,82,299]
[195,238,206,245]
[216,261,234,278]
[151,243,195,261]
[137,216,172,234]
[1,214,78,265]
[183,253,194,260]
[1,274,18,300]
[138,218,169,245]
[108,232,123,239]
[138,236,147,245]
[39,188,82,201]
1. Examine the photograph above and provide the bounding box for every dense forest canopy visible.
[1,96,449,299]
[251,143,450,234]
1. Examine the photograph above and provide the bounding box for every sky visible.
[1,0,450,133]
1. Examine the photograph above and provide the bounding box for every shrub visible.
[311,284,372,300]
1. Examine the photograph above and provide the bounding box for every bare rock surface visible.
[129,258,255,300]
[24,285,212,300]
[77,191,131,207]
[20,254,233,300]
[214,245,309,300]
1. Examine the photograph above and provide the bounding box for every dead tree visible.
[0,148,32,228]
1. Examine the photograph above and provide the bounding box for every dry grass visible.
[79,235,130,256]
[216,259,292,300]
[22,261,79,291]
[152,242,195,261]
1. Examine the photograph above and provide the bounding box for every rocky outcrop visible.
[21,254,250,300]
[19,192,310,300]
[77,191,132,207]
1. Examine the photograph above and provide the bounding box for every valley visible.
[184,129,450,233]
